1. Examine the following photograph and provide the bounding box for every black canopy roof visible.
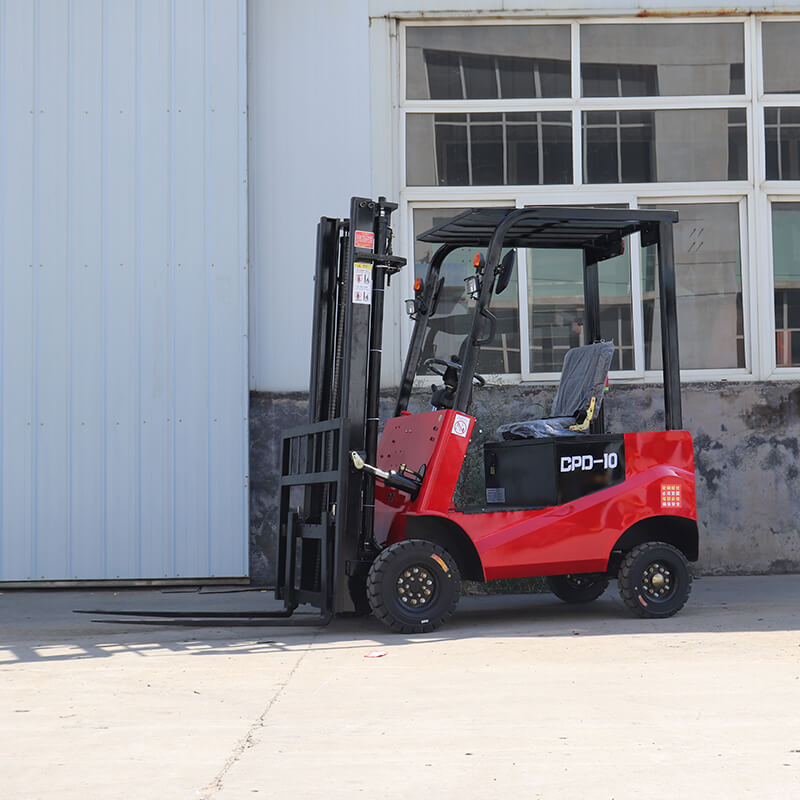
[417,206,679,253]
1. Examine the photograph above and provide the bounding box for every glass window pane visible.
[772,203,800,367]
[527,245,633,373]
[470,125,504,185]
[584,123,620,184]
[583,109,747,183]
[763,22,800,94]
[641,202,744,370]
[413,208,520,375]
[765,108,800,180]
[581,23,744,97]
[462,53,498,99]
[407,113,572,186]
[407,25,571,99]
[423,50,462,99]
[507,125,540,184]
[541,118,573,184]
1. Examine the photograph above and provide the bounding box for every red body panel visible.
[374,413,697,580]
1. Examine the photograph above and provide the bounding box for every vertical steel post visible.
[361,198,396,556]
[657,220,683,430]
[583,254,601,344]
[583,253,605,433]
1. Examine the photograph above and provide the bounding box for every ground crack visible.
[197,638,315,798]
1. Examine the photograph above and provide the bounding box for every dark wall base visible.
[249,382,800,584]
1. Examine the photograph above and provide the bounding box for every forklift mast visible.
[276,197,406,615]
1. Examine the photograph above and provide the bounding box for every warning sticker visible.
[353,262,372,305]
[431,554,449,572]
[486,487,506,504]
[354,230,375,250]
[451,413,471,438]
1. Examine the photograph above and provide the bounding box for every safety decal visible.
[451,413,470,438]
[354,230,375,250]
[352,262,373,305]
[486,487,506,504]
[431,554,448,572]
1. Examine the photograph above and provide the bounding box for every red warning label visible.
[354,230,375,250]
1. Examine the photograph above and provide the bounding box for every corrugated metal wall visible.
[0,0,249,581]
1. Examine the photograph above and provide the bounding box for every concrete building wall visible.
[245,2,800,582]
[0,0,249,582]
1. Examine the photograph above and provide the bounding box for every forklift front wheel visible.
[367,539,461,634]
[546,574,609,604]
[617,541,692,619]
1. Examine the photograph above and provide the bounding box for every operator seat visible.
[497,341,615,439]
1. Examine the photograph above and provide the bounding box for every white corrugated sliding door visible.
[0,0,249,582]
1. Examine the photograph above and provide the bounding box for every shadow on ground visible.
[0,575,798,666]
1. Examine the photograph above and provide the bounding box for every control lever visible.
[350,451,423,500]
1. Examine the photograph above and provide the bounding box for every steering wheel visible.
[424,357,486,387]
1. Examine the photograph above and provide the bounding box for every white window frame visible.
[396,15,790,385]
[755,15,800,380]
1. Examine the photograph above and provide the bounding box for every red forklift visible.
[275,197,698,634]
[84,197,697,632]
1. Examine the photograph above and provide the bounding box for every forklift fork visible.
[77,198,405,627]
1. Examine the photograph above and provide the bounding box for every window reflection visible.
[407,113,572,186]
[527,247,633,372]
[581,23,744,97]
[763,22,800,94]
[772,203,800,366]
[583,109,747,183]
[765,108,800,180]
[641,203,744,370]
[407,26,571,100]
[413,209,520,375]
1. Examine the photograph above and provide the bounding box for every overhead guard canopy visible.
[417,206,679,261]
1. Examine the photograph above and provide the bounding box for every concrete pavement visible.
[1,576,799,799]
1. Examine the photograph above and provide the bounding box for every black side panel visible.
[484,435,625,508]
[555,436,625,504]
[485,442,558,507]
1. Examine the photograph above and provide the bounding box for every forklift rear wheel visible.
[546,574,609,604]
[617,542,692,619]
[367,539,461,634]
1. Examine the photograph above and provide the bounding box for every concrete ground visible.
[1,576,799,799]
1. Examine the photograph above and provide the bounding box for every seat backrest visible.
[551,341,615,418]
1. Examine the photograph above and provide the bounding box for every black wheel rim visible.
[640,560,676,603]
[394,563,438,614]
[565,574,593,589]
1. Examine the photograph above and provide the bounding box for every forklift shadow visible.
[3,577,796,664]
[328,577,800,642]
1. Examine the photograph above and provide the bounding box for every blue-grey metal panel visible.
[247,0,372,392]
[0,0,248,581]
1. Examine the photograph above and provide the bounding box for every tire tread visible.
[367,539,461,634]
[618,541,691,619]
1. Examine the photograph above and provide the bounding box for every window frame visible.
[398,16,771,385]
[754,16,800,379]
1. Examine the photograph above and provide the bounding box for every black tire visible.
[546,573,609,604]
[617,541,692,619]
[367,539,461,634]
